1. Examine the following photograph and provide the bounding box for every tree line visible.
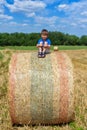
[0,32,87,46]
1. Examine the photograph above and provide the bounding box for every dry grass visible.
[0,49,87,130]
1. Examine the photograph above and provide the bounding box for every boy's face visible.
[41,34,48,40]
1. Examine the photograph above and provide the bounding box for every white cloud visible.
[42,0,57,4]
[58,4,68,10]
[1,21,29,27]
[0,0,5,13]
[0,0,5,3]
[56,1,87,29]
[6,0,46,13]
[0,14,13,20]
[4,0,47,20]
[0,0,13,21]
[79,19,87,24]
[9,21,18,25]
[57,1,87,16]
[70,22,77,27]
[35,16,58,25]
[27,12,36,17]
[0,9,4,14]
[81,11,87,16]
[79,25,87,29]
[0,0,87,36]
[42,0,69,4]
[22,23,28,26]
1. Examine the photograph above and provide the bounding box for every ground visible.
[0,49,87,130]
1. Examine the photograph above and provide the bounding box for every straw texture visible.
[8,52,74,125]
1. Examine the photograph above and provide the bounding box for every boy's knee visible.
[44,44,50,48]
[37,43,43,47]
[44,42,50,48]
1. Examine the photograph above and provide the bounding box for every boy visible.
[36,29,51,58]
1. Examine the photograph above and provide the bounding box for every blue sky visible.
[0,0,87,36]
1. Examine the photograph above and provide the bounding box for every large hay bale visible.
[8,52,74,125]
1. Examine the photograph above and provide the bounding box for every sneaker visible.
[41,52,46,58]
[38,52,42,58]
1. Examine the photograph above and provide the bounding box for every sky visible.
[0,0,87,36]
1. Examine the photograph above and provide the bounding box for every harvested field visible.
[0,49,87,130]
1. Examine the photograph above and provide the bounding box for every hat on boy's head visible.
[41,29,49,35]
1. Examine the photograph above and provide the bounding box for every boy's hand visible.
[37,43,43,47]
[44,42,50,48]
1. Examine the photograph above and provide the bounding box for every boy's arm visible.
[48,39,51,46]
[36,39,43,47]
[36,39,40,47]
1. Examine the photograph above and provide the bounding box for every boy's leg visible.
[38,47,42,53]
[43,43,50,53]
[38,47,42,58]
[37,43,43,58]
[41,43,50,57]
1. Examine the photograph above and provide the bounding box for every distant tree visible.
[0,32,86,46]
[65,34,80,45]
[80,35,87,45]
[0,33,9,46]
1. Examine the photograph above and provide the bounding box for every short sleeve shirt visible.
[37,38,51,45]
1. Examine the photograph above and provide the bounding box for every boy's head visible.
[41,29,49,40]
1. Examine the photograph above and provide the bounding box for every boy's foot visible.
[38,52,42,58]
[41,52,46,58]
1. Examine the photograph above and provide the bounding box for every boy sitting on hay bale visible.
[36,29,51,58]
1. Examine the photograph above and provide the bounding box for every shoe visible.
[41,52,46,58]
[38,52,42,58]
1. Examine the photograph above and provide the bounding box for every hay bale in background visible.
[8,52,74,125]
[54,46,58,51]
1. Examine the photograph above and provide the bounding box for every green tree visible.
[0,32,86,46]
[80,35,87,45]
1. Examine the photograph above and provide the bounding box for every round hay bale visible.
[8,52,74,125]
[54,46,58,51]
